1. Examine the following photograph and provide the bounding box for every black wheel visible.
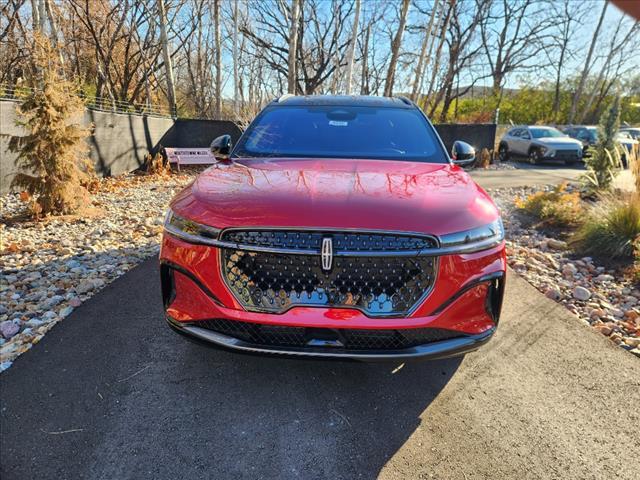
[528,148,540,165]
[498,143,509,162]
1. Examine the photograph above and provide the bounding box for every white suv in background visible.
[498,126,583,165]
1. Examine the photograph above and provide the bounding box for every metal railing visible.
[0,83,174,118]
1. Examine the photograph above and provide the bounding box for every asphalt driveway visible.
[469,161,634,191]
[1,258,639,479]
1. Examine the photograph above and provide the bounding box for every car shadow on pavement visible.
[173,341,463,479]
[0,257,462,480]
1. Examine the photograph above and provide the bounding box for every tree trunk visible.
[30,0,40,33]
[383,0,410,97]
[411,0,439,102]
[288,0,301,94]
[37,0,45,32]
[360,23,370,95]
[568,0,607,124]
[424,0,454,111]
[157,0,177,116]
[552,38,567,122]
[233,0,240,115]
[344,0,360,95]
[214,0,222,119]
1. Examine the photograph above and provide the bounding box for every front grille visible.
[220,230,437,317]
[193,319,462,351]
[555,149,580,160]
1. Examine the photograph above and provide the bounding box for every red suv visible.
[160,96,506,360]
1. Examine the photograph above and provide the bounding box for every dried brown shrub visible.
[478,148,491,168]
[8,35,94,217]
[142,152,171,176]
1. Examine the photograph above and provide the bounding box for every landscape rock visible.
[572,286,592,301]
[0,320,20,339]
[547,239,567,250]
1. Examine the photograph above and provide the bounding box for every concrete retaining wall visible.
[0,100,242,193]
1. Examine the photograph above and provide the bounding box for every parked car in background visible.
[563,125,598,155]
[615,131,638,168]
[160,95,506,361]
[619,127,640,140]
[565,125,636,168]
[498,126,583,165]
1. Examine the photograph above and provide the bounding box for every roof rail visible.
[396,96,413,106]
[276,94,295,103]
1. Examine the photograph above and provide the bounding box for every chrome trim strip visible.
[165,226,503,256]
[168,317,495,360]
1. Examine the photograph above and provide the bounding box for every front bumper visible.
[541,150,583,162]
[159,234,506,361]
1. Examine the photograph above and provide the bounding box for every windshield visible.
[530,127,565,139]
[233,105,447,163]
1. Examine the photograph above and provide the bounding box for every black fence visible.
[433,123,497,154]
[157,118,243,150]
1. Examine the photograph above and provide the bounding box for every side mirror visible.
[210,134,232,160]
[451,141,476,167]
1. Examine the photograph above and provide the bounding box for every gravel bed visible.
[481,161,517,170]
[0,172,197,371]
[489,186,640,358]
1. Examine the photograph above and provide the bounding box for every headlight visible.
[164,210,220,243]
[439,218,504,252]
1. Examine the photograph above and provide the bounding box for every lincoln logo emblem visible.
[321,237,333,271]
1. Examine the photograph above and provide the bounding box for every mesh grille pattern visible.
[222,250,436,316]
[221,230,437,252]
[193,319,462,351]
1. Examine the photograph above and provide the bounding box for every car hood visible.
[534,137,583,148]
[170,158,499,236]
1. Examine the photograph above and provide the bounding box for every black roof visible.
[271,95,414,108]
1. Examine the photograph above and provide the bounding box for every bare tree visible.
[429,0,487,121]
[411,0,440,102]
[579,20,639,122]
[158,0,177,114]
[480,0,558,106]
[424,0,454,109]
[568,0,608,124]
[541,0,586,122]
[383,0,410,97]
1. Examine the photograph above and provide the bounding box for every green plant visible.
[573,198,640,259]
[7,34,93,216]
[581,97,622,192]
[515,183,584,227]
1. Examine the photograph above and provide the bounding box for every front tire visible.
[498,143,509,162]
